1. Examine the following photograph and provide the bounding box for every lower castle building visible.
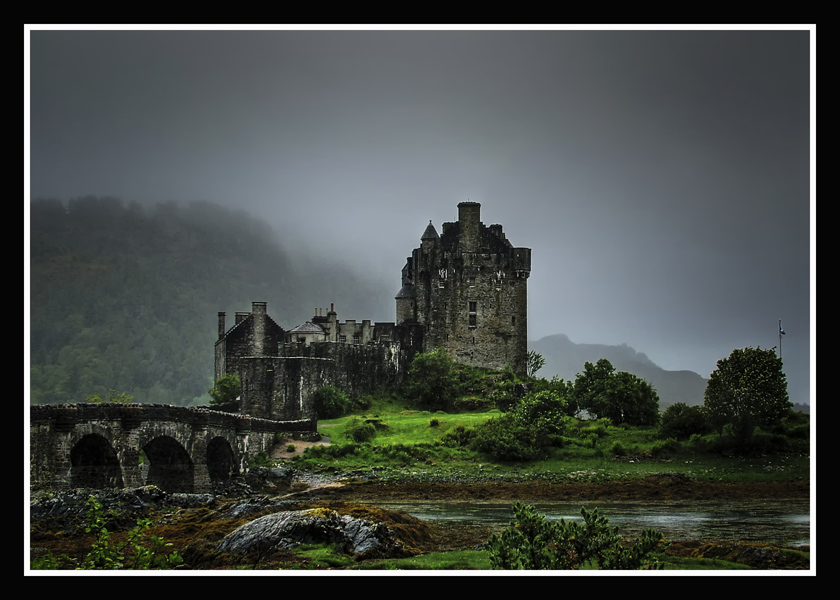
[215,202,530,420]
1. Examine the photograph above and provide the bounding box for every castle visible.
[215,202,531,421]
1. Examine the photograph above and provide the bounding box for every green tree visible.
[208,374,241,405]
[312,386,350,419]
[660,402,710,440]
[526,350,546,378]
[572,359,659,426]
[703,347,791,445]
[404,348,460,410]
[85,389,134,404]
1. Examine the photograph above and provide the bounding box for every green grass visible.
[353,550,492,570]
[300,401,809,484]
[286,548,759,571]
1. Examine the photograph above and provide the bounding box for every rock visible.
[217,509,401,558]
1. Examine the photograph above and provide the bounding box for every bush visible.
[486,503,665,570]
[611,441,627,457]
[249,451,272,468]
[660,403,710,441]
[650,437,681,457]
[344,418,377,443]
[453,396,494,412]
[313,386,351,419]
[471,390,570,461]
[440,424,476,448]
[66,496,183,570]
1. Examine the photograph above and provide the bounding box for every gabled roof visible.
[288,321,325,334]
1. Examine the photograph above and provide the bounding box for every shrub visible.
[453,396,494,412]
[486,503,665,570]
[440,424,476,448]
[471,390,570,461]
[650,437,681,457]
[429,418,440,427]
[344,418,376,443]
[286,444,296,453]
[59,496,184,570]
[611,441,627,457]
[660,403,710,440]
[249,451,272,467]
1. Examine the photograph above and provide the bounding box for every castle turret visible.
[457,201,481,252]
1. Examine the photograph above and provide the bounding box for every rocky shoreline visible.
[28,471,811,571]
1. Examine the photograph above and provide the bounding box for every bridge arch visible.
[207,436,239,483]
[69,433,123,489]
[141,435,194,493]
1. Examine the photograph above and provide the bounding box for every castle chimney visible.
[458,201,481,252]
[218,312,226,340]
[252,301,267,355]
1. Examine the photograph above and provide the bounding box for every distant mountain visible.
[530,334,708,407]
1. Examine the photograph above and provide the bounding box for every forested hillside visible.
[28,196,394,406]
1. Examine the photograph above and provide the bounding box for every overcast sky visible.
[26,26,814,405]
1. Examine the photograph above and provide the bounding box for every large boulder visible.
[217,508,402,558]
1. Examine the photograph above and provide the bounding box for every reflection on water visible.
[375,500,811,547]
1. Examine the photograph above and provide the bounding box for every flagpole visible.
[778,319,783,361]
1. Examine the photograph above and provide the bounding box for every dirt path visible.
[270,431,333,460]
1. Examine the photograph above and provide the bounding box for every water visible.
[375,499,811,547]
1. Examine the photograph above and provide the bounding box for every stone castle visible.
[215,202,531,421]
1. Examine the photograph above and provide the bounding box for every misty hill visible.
[28,196,395,406]
[530,334,708,408]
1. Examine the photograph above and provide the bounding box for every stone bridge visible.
[29,404,318,494]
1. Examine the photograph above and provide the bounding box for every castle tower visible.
[396,202,531,374]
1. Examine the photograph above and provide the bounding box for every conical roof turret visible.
[421,220,439,240]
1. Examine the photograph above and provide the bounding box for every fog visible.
[26,27,814,405]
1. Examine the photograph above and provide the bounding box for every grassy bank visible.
[288,400,810,485]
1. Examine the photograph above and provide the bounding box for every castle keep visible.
[215,202,531,420]
[396,201,531,372]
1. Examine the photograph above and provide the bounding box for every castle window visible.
[339,335,347,343]
[469,276,476,287]
[353,334,360,344]
[468,301,477,328]
[511,316,516,326]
